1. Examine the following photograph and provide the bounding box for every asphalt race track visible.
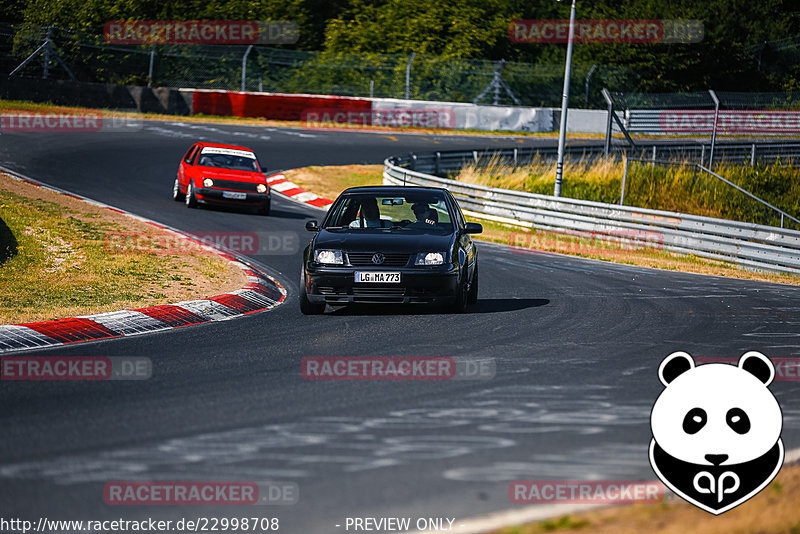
[1,121,800,531]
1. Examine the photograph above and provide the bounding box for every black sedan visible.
[300,186,482,314]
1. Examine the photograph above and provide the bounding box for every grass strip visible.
[0,174,245,323]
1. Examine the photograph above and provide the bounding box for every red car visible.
[173,142,271,215]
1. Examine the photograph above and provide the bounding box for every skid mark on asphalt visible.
[162,122,272,141]
[443,443,649,482]
[0,385,653,485]
[165,122,317,139]
[144,126,199,139]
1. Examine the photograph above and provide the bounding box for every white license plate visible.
[222,191,247,200]
[355,272,401,283]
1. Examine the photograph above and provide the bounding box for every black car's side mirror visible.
[464,222,483,234]
[305,220,320,232]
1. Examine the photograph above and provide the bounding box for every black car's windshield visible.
[325,192,454,233]
[195,149,259,172]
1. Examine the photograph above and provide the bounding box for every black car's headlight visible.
[415,252,446,265]
[314,249,344,265]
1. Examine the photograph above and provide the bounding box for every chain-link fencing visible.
[2,23,641,107]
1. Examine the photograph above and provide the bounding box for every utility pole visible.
[554,0,577,197]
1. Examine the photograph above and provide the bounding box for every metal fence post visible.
[602,88,614,156]
[651,145,656,167]
[42,26,52,79]
[148,44,155,87]
[709,89,720,168]
[241,44,253,91]
[585,64,597,107]
[700,145,705,166]
[751,143,756,166]
[620,154,628,205]
[405,53,416,100]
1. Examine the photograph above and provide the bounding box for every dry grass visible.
[495,464,800,534]
[0,174,246,323]
[455,155,800,230]
[285,164,384,200]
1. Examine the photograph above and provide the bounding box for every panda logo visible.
[649,351,784,515]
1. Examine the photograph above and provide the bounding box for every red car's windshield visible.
[195,152,259,172]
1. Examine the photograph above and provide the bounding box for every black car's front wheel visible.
[467,262,478,304]
[299,271,325,315]
[450,266,470,313]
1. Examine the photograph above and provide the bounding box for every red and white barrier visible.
[189,89,555,133]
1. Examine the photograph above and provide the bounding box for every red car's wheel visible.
[172,178,185,201]
[185,181,198,208]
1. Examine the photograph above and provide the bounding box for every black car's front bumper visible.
[195,187,270,206]
[304,264,459,304]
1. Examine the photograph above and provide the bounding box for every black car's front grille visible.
[208,179,261,192]
[347,252,410,267]
[317,286,342,295]
[352,287,406,296]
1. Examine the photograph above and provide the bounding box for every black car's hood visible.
[314,229,455,254]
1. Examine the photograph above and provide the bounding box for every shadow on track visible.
[326,298,549,316]
[191,204,312,220]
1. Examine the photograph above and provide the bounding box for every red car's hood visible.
[198,168,266,183]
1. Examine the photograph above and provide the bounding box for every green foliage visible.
[10,0,800,96]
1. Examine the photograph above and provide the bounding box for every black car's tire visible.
[185,182,198,208]
[172,178,185,201]
[467,262,478,304]
[299,272,325,315]
[450,267,470,313]
[257,198,271,216]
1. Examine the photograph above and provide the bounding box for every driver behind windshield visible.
[409,202,437,228]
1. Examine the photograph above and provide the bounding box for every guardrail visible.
[383,154,800,275]
[395,141,800,174]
